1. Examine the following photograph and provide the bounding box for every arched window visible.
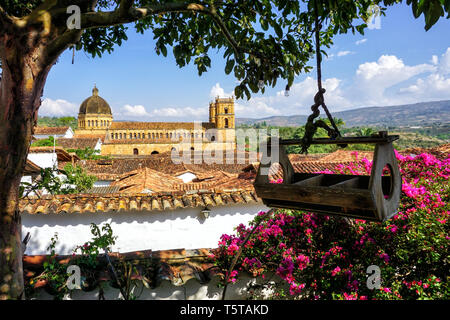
[134,133,137,139]
[133,148,139,155]
[224,108,228,114]
[166,133,169,139]
[88,120,91,127]
[96,120,98,127]
[115,133,118,139]
[119,133,122,139]
[225,118,229,128]
[111,133,114,140]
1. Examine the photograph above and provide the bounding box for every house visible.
[20,159,43,187]
[19,190,267,256]
[27,146,79,170]
[57,152,252,187]
[33,126,74,140]
[57,137,103,153]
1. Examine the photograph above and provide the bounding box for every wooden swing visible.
[253,13,402,222]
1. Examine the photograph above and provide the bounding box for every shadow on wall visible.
[23,228,71,256]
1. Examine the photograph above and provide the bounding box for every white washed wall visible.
[27,153,57,169]
[22,203,269,255]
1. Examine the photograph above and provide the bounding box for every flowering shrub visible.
[212,151,449,299]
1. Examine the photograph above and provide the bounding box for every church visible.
[74,86,236,156]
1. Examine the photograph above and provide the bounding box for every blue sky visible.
[40,3,450,121]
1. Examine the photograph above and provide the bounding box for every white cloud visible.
[438,48,450,75]
[353,55,436,105]
[355,39,368,45]
[150,106,208,119]
[118,104,208,121]
[121,104,150,117]
[210,82,233,99]
[38,98,78,117]
[399,73,450,100]
[236,48,450,117]
[431,55,439,65]
[337,50,355,57]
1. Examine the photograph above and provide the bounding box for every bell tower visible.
[211,96,235,129]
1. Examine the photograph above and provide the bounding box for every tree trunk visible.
[0,33,55,299]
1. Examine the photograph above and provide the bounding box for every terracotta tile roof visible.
[400,143,449,160]
[59,152,252,181]
[73,133,107,142]
[34,126,70,135]
[110,166,254,194]
[23,248,219,289]
[29,146,80,162]
[23,159,42,176]
[56,137,101,150]
[109,122,215,130]
[19,190,260,215]
[288,153,327,162]
[103,138,182,145]
[111,167,184,193]
[84,186,121,194]
[318,150,374,162]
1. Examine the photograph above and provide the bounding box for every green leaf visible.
[225,59,235,75]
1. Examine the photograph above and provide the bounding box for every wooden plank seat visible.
[254,133,402,222]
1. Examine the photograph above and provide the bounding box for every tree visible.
[356,127,376,137]
[0,0,448,299]
[31,135,58,147]
[67,147,107,160]
[20,164,96,197]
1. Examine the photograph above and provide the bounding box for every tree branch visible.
[0,5,14,31]
[118,0,135,18]
[45,29,83,65]
[80,2,265,62]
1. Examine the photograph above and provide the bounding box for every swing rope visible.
[299,5,344,154]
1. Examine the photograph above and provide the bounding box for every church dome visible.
[79,86,112,115]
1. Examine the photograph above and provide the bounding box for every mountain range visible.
[236,100,450,128]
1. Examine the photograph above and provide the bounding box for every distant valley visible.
[237,100,450,128]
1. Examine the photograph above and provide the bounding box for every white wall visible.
[27,153,57,170]
[176,172,197,183]
[22,203,269,255]
[94,139,102,152]
[64,128,74,139]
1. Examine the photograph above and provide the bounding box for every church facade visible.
[74,86,236,156]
